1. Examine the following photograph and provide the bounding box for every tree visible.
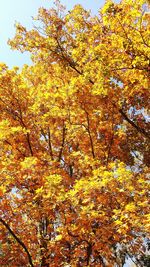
[0,0,149,266]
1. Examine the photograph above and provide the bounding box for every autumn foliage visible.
[0,0,150,266]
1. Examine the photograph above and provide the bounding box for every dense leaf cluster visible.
[0,0,149,266]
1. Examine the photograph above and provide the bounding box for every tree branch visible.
[119,108,150,140]
[0,217,34,267]
[48,127,53,160]
[58,122,66,161]
[26,132,34,156]
[5,140,26,157]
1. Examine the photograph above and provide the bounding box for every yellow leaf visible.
[55,234,63,241]
[20,157,37,169]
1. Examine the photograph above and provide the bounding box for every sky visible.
[0,0,105,68]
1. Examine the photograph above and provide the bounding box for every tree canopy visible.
[0,0,150,266]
